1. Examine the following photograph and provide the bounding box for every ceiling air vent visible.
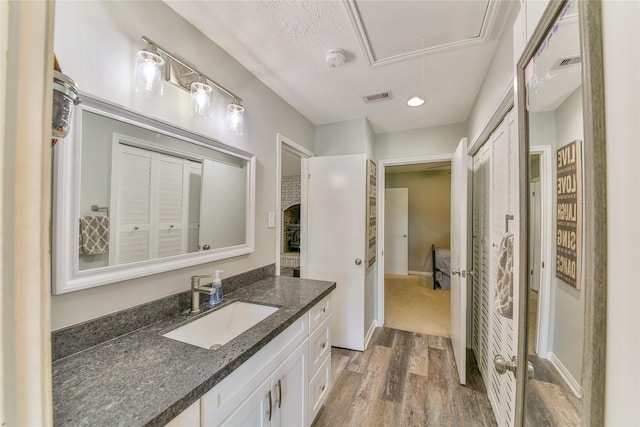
[551,55,581,70]
[363,91,393,104]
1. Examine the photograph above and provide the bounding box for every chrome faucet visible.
[190,275,215,314]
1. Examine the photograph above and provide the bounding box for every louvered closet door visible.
[152,154,188,259]
[471,109,519,427]
[472,143,492,383]
[488,110,518,427]
[114,145,152,264]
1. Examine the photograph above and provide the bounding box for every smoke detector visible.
[326,49,346,67]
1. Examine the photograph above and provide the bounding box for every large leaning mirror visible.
[53,95,256,294]
[516,0,606,425]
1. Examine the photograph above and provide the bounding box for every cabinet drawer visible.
[309,293,331,333]
[308,354,331,424]
[308,315,331,379]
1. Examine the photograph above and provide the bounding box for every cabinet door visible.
[220,376,272,427]
[271,341,308,427]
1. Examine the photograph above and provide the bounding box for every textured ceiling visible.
[165,0,515,134]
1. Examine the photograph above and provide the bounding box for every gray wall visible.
[385,171,451,273]
[315,118,374,157]
[551,88,584,383]
[52,0,315,330]
[375,123,467,160]
[466,3,518,144]
[530,89,584,384]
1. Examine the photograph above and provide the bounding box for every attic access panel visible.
[353,0,490,62]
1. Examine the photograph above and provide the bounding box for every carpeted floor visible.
[384,274,451,338]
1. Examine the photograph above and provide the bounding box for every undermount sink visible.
[163,302,279,350]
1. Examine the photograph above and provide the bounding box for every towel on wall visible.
[80,216,109,255]
[494,232,514,319]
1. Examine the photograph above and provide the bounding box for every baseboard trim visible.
[548,351,583,398]
[364,319,377,349]
[408,270,433,276]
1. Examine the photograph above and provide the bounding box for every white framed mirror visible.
[52,94,256,294]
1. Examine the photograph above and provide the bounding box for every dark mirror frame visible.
[515,0,606,425]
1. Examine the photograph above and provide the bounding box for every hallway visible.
[313,327,496,427]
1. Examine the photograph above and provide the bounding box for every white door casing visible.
[450,138,469,385]
[384,188,408,275]
[276,133,314,278]
[307,154,366,351]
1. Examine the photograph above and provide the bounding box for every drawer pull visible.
[277,379,282,409]
[268,390,272,421]
[320,384,325,392]
[321,342,326,349]
[321,306,327,314]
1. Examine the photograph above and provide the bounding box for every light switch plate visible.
[268,211,276,228]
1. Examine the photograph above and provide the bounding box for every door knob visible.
[451,268,460,275]
[494,355,516,375]
[403,234,407,238]
[494,355,535,380]
[355,258,362,265]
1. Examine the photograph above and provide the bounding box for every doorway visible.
[378,157,453,338]
[528,146,553,358]
[276,134,313,277]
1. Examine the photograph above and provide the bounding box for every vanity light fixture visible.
[190,80,213,119]
[134,48,165,98]
[226,101,245,135]
[135,36,245,130]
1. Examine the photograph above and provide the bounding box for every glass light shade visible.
[190,82,213,119]
[134,50,165,98]
[226,103,245,135]
[52,70,81,139]
[407,96,425,107]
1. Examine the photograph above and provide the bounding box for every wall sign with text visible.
[555,140,583,289]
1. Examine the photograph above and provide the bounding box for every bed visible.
[432,244,451,290]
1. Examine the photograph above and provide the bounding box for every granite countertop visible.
[52,276,336,426]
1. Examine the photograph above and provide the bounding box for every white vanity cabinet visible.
[191,292,333,427]
[307,294,332,425]
[221,340,307,427]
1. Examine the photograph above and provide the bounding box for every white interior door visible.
[307,154,366,351]
[450,137,469,385]
[384,188,408,275]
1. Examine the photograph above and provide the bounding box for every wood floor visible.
[525,355,581,426]
[313,327,497,427]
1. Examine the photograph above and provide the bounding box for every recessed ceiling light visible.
[407,96,425,107]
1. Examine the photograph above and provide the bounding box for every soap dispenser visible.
[211,270,224,306]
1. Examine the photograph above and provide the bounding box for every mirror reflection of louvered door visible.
[152,154,188,259]
[112,143,200,264]
[113,145,152,265]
